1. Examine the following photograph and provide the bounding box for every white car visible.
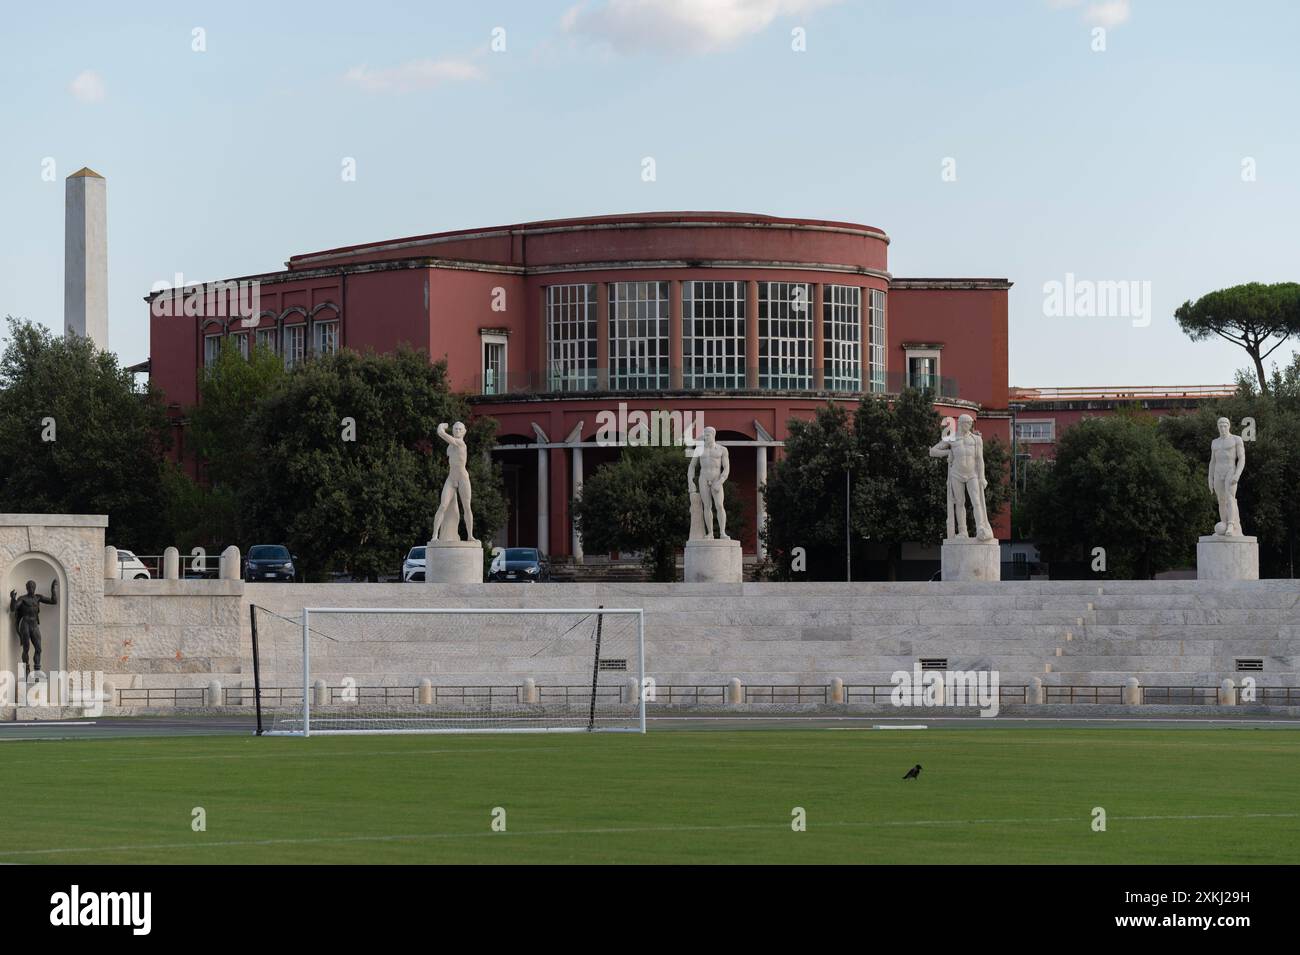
[402,546,426,582]
[117,550,152,580]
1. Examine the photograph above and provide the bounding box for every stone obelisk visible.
[64,167,108,349]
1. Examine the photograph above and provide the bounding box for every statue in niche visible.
[9,579,57,677]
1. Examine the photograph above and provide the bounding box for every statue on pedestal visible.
[1208,417,1246,536]
[929,414,994,541]
[9,579,57,677]
[432,421,478,543]
[688,426,730,540]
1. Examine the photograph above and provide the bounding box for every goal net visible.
[249,606,645,735]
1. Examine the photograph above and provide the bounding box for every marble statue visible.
[432,421,478,543]
[1208,416,1246,536]
[688,426,730,540]
[9,579,57,677]
[929,414,994,541]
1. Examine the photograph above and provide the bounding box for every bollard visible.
[314,679,328,706]
[206,680,221,707]
[1030,677,1044,705]
[1219,678,1236,706]
[523,677,538,704]
[1124,677,1141,706]
[830,677,844,704]
[727,677,743,705]
[220,545,241,580]
[103,545,118,580]
[419,678,433,705]
[163,546,180,580]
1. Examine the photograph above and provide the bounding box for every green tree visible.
[1175,282,1300,394]
[1022,412,1207,578]
[0,317,171,549]
[241,347,505,581]
[572,444,743,582]
[762,391,1009,580]
[166,339,286,549]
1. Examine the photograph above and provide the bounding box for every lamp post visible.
[844,447,863,582]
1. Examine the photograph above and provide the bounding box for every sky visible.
[2,0,1298,385]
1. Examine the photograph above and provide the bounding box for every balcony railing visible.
[470,369,960,400]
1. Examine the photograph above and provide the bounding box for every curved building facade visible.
[147,212,1012,563]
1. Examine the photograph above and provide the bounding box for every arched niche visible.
[2,552,68,681]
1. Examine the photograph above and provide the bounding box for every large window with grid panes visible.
[682,280,746,389]
[758,282,813,390]
[822,284,862,392]
[255,327,276,355]
[609,281,670,390]
[546,284,597,392]
[203,334,221,369]
[868,289,886,393]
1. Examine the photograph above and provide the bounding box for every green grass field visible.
[2,727,1298,863]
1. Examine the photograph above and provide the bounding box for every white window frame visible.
[203,333,222,369]
[231,331,250,360]
[283,324,306,369]
[314,319,339,357]
[609,281,670,390]
[1015,419,1056,443]
[682,280,746,390]
[255,327,277,355]
[546,284,597,392]
[869,289,886,394]
[905,347,942,392]
[481,333,508,395]
[758,281,813,390]
[822,285,861,393]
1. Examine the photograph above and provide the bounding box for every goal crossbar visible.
[253,605,646,737]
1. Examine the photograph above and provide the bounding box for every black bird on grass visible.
[902,764,922,780]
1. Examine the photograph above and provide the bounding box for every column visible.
[669,280,684,389]
[532,424,549,554]
[596,281,610,390]
[812,283,825,391]
[745,280,759,389]
[755,445,768,559]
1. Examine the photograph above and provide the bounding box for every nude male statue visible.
[9,579,57,677]
[432,421,478,543]
[688,426,730,540]
[929,414,994,541]
[1208,416,1246,536]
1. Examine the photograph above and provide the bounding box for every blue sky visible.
[2,0,1298,385]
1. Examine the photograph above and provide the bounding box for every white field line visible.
[2,812,1297,859]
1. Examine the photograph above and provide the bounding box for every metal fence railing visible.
[1141,686,1219,705]
[111,683,1300,709]
[1043,685,1125,704]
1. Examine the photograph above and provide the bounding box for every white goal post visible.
[250,606,646,736]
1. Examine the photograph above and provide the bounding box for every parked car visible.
[402,546,426,582]
[244,544,297,582]
[489,547,549,582]
[116,550,152,580]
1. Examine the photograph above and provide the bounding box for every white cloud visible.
[562,0,840,55]
[343,57,484,93]
[1051,0,1132,28]
[1083,0,1131,27]
[69,70,106,104]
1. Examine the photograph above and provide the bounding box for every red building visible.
[147,211,1012,562]
[1009,385,1236,461]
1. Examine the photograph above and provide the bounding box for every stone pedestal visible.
[425,540,483,584]
[1196,535,1258,580]
[940,537,1001,582]
[684,538,742,583]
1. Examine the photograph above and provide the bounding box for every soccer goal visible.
[249,605,646,736]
